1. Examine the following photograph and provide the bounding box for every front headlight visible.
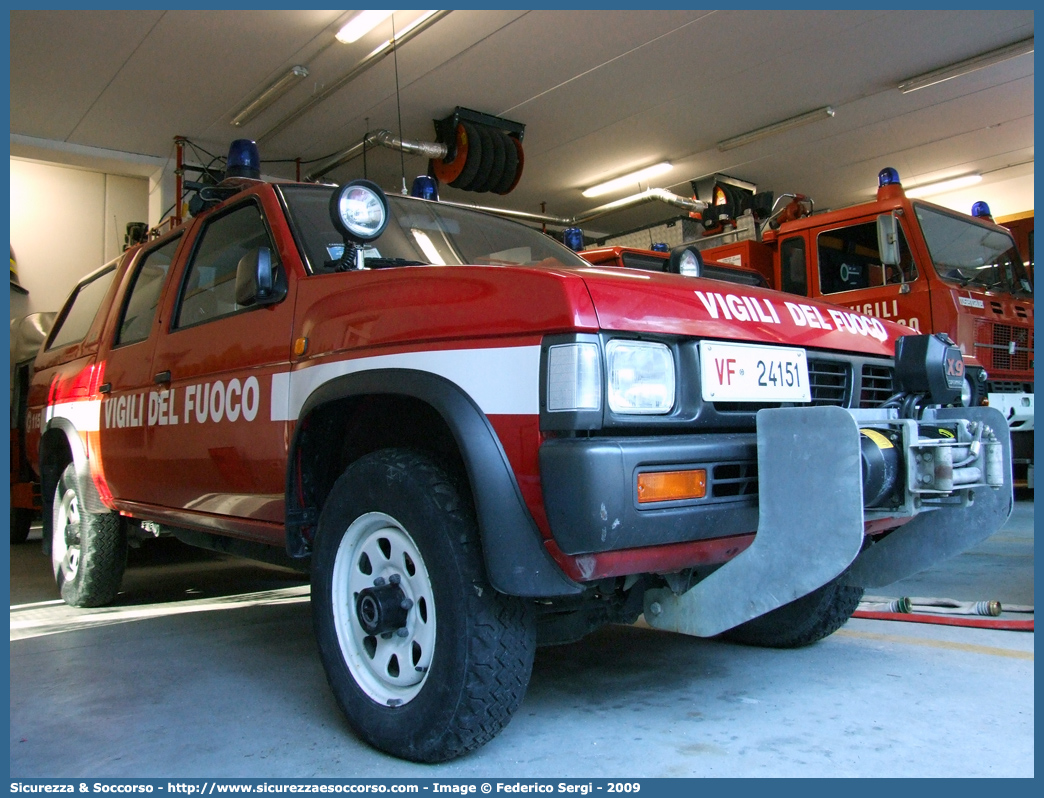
[606,340,675,414]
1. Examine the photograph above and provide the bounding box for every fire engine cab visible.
[687,169,1034,489]
[26,142,1013,763]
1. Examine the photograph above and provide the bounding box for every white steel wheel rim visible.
[53,488,80,582]
[332,512,436,706]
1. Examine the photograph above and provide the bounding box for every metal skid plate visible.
[842,406,1013,589]
[643,406,865,637]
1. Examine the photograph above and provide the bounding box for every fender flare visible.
[285,368,581,597]
[39,419,110,532]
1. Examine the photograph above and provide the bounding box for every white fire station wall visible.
[9,158,148,320]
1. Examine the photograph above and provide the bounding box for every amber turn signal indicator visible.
[637,469,707,503]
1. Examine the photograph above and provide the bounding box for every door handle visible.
[98,383,112,394]
[154,370,171,385]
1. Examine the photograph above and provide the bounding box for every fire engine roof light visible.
[330,179,389,242]
[410,175,439,201]
[563,227,584,252]
[878,167,901,187]
[225,139,261,180]
[972,201,992,219]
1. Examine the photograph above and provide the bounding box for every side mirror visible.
[667,244,704,277]
[877,213,900,266]
[235,246,285,307]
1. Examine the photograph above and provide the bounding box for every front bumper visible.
[542,405,1013,637]
[988,390,1034,432]
[539,433,758,556]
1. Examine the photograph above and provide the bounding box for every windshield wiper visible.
[941,268,1002,291]
[363,257,428,269]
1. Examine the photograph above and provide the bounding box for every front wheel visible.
[51,464,126,607]
[721,577,863,648]
[312,449,535,763]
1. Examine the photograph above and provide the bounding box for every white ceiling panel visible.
[9,9,1035,238]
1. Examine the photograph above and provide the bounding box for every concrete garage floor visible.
[9,499,1033,778]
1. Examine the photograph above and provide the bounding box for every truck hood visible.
[575,267,904,357]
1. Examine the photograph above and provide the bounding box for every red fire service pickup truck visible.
[26,141,1012,763]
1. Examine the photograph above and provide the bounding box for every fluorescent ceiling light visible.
[717,106,835,152]
[336,10,395,43]
[582,162,673,198]
[231,66,309,127]
[905,174,982,198]
[898,37,1034,94]
[259,10,448,144]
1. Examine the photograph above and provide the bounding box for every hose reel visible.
[431,107,525,194]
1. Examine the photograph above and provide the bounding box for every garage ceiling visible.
[9,9,1035,238]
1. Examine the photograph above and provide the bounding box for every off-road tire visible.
[312,448,536,763]
[721,577,863,648]
[51,464,126,607]
[11,507,33,544]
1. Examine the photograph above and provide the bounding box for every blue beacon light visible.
[410,175,440,201]
[971,201,993,220]
[651,243,669,252]
[225,139,261,180]
[878,167,901,187]
[563,227,584,251]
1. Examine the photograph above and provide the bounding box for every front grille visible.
[712,355,893,412]
[807,359,848,406]
[987,380,1034,394]
[711,461,758,498]
[992,324,1030,371]
[860,365,895,407]
[975,320,1033,373]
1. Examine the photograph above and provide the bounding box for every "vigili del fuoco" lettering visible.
[103,376,261,429]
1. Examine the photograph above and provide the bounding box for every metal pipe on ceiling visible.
[306,128,447,181]
[306,128,707,228]
[441,188,708,229]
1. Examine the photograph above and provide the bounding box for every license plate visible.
[699,341,811,403]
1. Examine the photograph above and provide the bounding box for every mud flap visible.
[643,406,865,638]
[841,406,1013,589]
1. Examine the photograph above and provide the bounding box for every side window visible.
[47,268,117,350]
[174,202,279,328]
[780,237,807,296]
[115,236,180,346]
[817,221,916,295]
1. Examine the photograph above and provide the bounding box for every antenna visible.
[392,14,407,194]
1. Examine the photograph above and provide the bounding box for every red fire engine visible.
[681,169,1033,488]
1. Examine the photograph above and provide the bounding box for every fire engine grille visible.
[860,365,896,407]
[987,380,1034,394]
[976,321,1033,372]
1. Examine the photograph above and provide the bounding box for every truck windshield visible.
[279,184,589,273]
[915,203,1032,298]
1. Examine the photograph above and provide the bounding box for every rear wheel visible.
[721,577,863,648]
[312,449,535,762]
[51,464,126,607]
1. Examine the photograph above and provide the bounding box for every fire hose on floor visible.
[855,596,1034,631]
